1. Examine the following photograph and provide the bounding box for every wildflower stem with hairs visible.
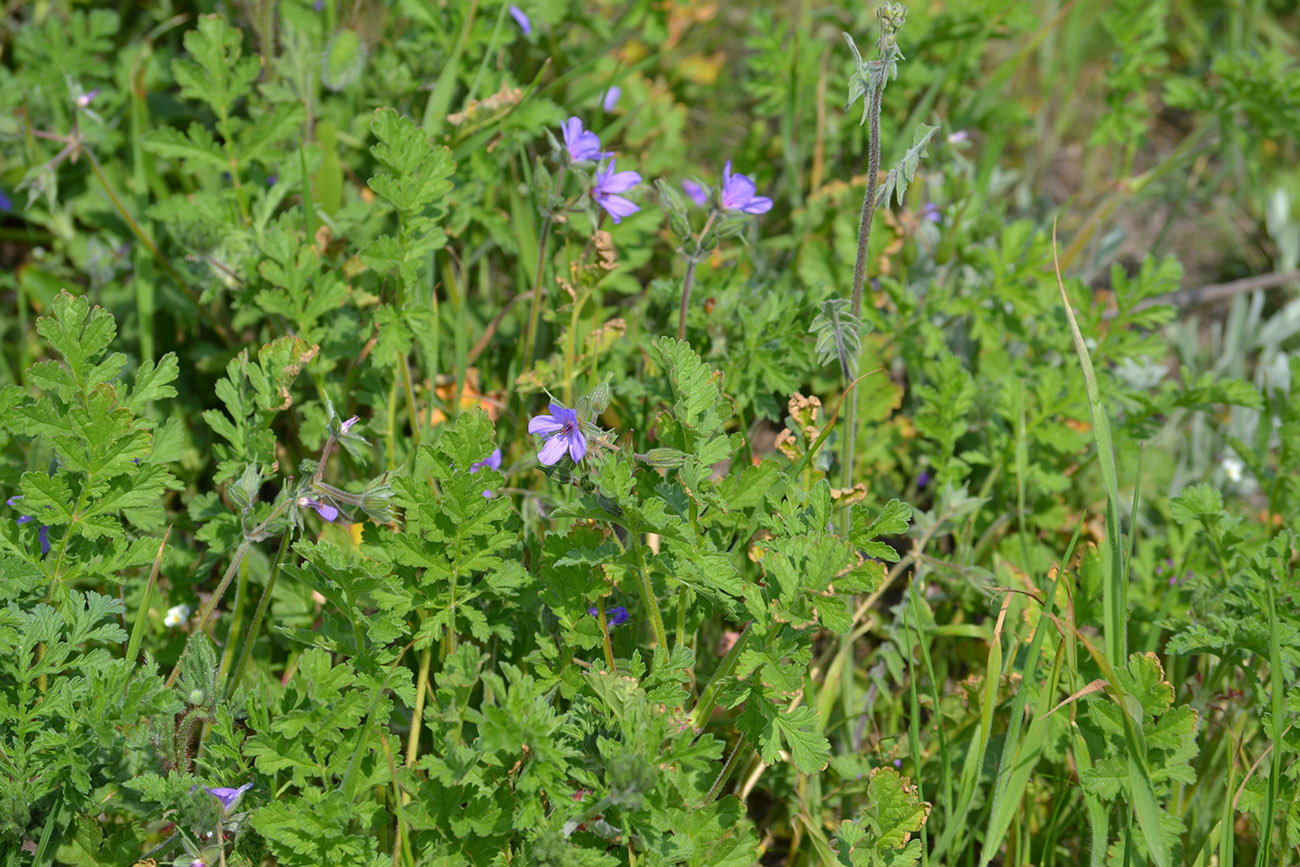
[627,529,669,651]
[223,528,294,700]
[677,210,717,341]
[595,598,617,672]
[842,6,904,508]
[522,168,565,368]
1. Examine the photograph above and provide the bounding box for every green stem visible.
[225,529,294,700]
[676,258,699,343]
[166,538,251,689]
[688,621,752,730]
[628,531,669,652]
[596,597,617,672]
[703,733,748,806]
[406,645,433,766]
[214,553,250,690]
[399,354,422,447]
[676,211,716,342]
[842,41,885,506]
[521,213,553,369]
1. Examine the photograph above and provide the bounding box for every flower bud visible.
[586,378,613,416]
[229,464,261,512]
[189,689,205,706]
[361,476,395,523]
[640,448,687,469]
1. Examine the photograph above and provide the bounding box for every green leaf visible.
[368,107,455,213]
[140,123,228,169]
[34,293,122,398]
[171,15,259,119]
[876,123,940,208]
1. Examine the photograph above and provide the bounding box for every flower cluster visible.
[678,162,772,215]
[559,117,642,224]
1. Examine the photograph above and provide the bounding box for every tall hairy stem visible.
[841,74,884,498]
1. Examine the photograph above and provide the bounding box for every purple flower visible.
[313,0,324,10]
[589,605,629,627]
[297,496,338,522]
[8,496,50,556]
[75,88,100,109]
[0,189,10,212]
[509,5,531,34]
[916,470,931,489]
[592,160,641,223]
[471,448,502,473]
[195,782,253,812]
[602,86,621,112]
[561,117,608,163]
[339,415,360,434]
[720,161,772,215]
[948,129,969,144]
[893,758,902,768]
[528,403,587,465]
[681,179,709,207]
[921,202,940,223]
[471,447,503,498]
[266,174,278,186]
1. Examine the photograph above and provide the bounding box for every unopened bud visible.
[640,448,687,469]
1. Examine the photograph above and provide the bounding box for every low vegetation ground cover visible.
[2,1,1299,865]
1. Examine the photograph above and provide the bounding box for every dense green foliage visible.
[2,1,1299,865]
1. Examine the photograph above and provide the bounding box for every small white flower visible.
[1222,454,1245,484]
[164,604,192,628]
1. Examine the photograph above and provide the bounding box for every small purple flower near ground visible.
[921,202,940,223]
[471,447,503,498]
[589,605,630,627]
[720,161,772,214]
[509,5,531,34]
[195,782,253,812]
[681,179,709,207]
[602,86,621,112]
[528,403,587,465]
[0,189,11,211]
[340,415,360,434]
[561,117,608,163]
[75,88,100,109]
[592,160,641,223]
[297,496,338,522]
[267,174,278,186]
[916,470,931,489]
[893,758,903,768]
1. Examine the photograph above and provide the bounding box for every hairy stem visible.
[628,530,669,652]
[596,597,617,672]
[841,60,885,503]
[676,259,699,343]
[676,211,716,342]
[225,528,294,700]
[521,167,566,368]
[406,645,434,766]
